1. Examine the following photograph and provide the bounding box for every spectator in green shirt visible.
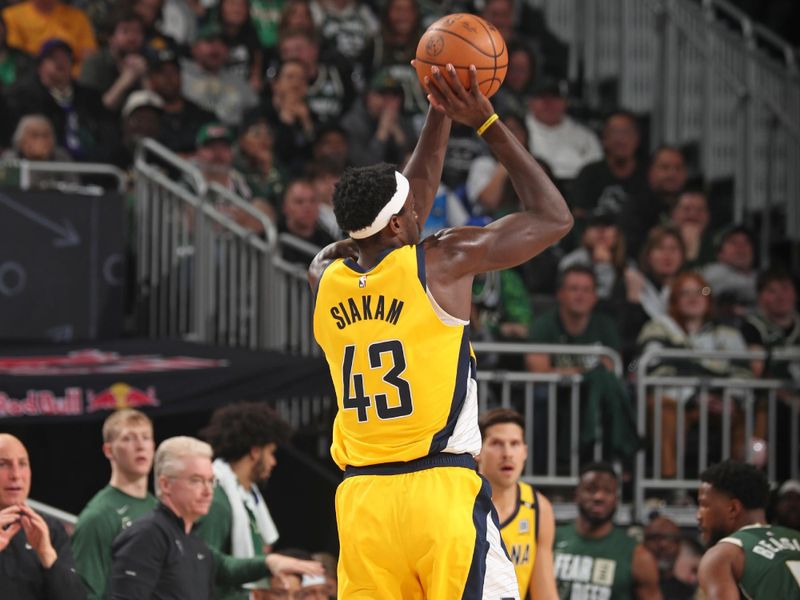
[196,401,292,600]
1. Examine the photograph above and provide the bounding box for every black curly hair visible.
[199,401,291,462]
[333,163,403,235]
[700,460,769,509]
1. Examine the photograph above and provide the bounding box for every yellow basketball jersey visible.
[500,482,539,599]
[313,244,480,470]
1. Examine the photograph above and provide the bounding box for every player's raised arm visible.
[402,78,452,229]
[425,64,573,277]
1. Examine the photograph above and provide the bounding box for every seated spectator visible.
[367,0,427,126]
[465,111,543,219]
[637,271,752,477]
[621,224,686,359]
[492,41,536,119]
[311,123,349,173]
[0,433,87,600]
[110,436,323,599]
[0,114,78,188]
[702,224,758,320]
[109,89,163,170]
[276,28,355,124]
[643,516,696,600]
[0,16,34,91]
[72,409,156,600]
[277,178,335,264]
[196,402,291,599]
[204,0,264,91]
[741,267,800,380]
[340,68,414,168]
[471,267,532,347]
[2,0,96,71]
[144,47,216,155]
[182,23,259,126]
[130,0,175,51]
[558,208,633,311]
[621,145,689,259]
[442,121,488,192]
[772,480,800,530]
[233,112,288,209]
[6,39,110,161]
[669,187,715,269]
[526,266,636,463]
[525,77,602,184]
[310,0,378,79]
[79,9,146,113]
[307,158,341,240]
[277,0,316,42]
[193,122,275,231]
[263,58,317,174]
[264,550,328,600]
[571,110,648,226]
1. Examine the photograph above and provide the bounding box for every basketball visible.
[414,13,507,98]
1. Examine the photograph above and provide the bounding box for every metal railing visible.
[0,158,128,193]
[533,0,800,248]
[28,499,78,528]
[134,139,278,349]
[634,346,800,521]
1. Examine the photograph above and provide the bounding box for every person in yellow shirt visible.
[478,408,559,600]
[309,63,573,598]
[2,0,97,70]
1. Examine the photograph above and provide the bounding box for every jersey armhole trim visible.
[719,537,744,548]
[533,489,540,543]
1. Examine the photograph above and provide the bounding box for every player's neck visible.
[735,509,767,531]
[490,482,518,522]
[110,471,149,499]
[356,238,402,271]
[575,515,614,539]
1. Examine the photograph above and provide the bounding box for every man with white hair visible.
[109,436,322,599]
[0,433,87,600]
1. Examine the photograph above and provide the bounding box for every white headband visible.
[348,171,410,240]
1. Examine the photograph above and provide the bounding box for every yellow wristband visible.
[477,113,499,136]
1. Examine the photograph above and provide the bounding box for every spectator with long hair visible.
[637,271,752,478]
[204,0,264,91]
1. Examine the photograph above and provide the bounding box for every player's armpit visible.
[698,543,743,600]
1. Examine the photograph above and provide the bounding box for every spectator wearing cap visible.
[262,58,316,174]
[621,145,689,260]
[558,207,634,309]
[233,112,288,209]
[668,187,716,269]
[524,76,602,183]
[79,9,146,112]
[109,89,163,169]
[570,110,648,239]
[1,0,96,72]
[6,39,110,161]
[702,225,758,318]
[182,22,258,126]
[340,68,414,167]
[194,122,276,231]
[143,48,215,155]
[773,480,800,530]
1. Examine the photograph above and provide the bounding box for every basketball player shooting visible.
[309,63,572,599]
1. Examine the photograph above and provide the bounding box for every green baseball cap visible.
[196,122,234,146]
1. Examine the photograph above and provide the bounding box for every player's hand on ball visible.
[423,63,494,129]
[265,553,325,577]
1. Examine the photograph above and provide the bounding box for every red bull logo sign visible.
[0,383,160,417]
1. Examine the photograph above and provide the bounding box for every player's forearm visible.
[482,119,572,234]
[403,106,452,225]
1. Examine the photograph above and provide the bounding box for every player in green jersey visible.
[698,460,800,599]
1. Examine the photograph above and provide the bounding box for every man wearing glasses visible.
[109,436,322,599]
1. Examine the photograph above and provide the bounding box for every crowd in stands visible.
[0,0,797,552]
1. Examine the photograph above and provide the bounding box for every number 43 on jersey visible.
[342,340,414,422]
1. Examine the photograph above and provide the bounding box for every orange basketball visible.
[415,13,507,98]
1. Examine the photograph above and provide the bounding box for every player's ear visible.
[388,214,403,234]
[102,442,113,460]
